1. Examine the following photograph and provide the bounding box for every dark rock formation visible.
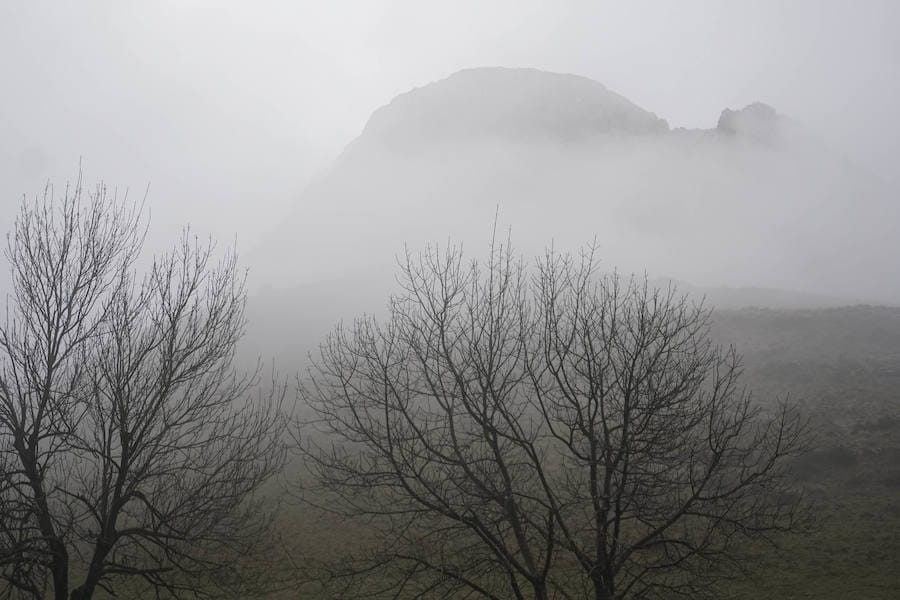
[717,102,781,142]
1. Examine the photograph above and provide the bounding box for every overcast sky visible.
[1,0,898,253]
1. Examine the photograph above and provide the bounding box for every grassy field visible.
[712,306,900,598]
[221,305,900,598]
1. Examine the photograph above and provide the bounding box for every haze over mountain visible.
[253,67,899,307]
[357,67,669,147]
[3,6,900,598]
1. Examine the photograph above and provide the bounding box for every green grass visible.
[94,305,900,599]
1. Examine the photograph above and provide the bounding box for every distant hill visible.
[253,67,899,304]
[355,67,668,150]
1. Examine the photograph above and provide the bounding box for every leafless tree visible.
[527,248,810,599]
[298,239,810,599]
[0,176,287,600]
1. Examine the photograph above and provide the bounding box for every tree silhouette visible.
[299,239,810,599]
[0,175,286,600]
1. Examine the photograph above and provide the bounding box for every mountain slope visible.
[253,67,899,304]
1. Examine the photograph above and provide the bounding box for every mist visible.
[3,1,899,262]
[2,0,898,371]
[4,3,900,598]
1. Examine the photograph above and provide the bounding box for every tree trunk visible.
[19,442,69,600]
[592,571,615,600]
[49,547,69,600]
[69,537,113,600]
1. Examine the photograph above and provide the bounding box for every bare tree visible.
[298,240,810,599]
[0,176,286,600]
[300,241,557,599]
[527,248,810,599]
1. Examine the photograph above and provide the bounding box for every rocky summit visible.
[356,67,670,149]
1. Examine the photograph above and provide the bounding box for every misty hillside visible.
[6,5,900,599]
[240,275,874,374]
[356,67,669,148]
[254,67,899,305]
[257,301,900,599]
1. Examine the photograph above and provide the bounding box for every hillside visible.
[253,67,899,303]
[252,302,900,599]
[712,306,900,599]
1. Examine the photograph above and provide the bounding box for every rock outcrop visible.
[717,102,781,142]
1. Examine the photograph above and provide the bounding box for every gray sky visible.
[2,0,898,255]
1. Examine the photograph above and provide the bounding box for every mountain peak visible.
[357,67,669,149]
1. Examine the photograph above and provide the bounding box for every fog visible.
[2,1,899,303]
[3,6,900,596]
[256,65,897,296]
